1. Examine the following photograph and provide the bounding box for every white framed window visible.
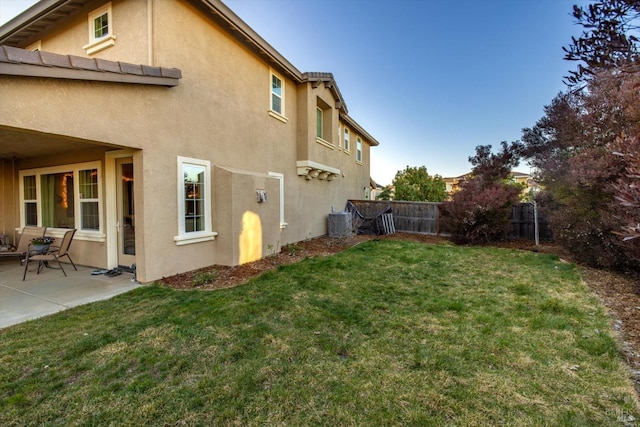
[78,169,100,230]
[23,175,37,226]
[83,2,116,55]
[174,156,217,245]
[268,70,288,122]
[344,127,350,152]
[268,172,287,229]
[356,137,363,163]
[19,162,103,237]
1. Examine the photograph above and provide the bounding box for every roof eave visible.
[341,113,380,147]
[0,0,91,46]
[193,0,303,82]
[301,72,349,114]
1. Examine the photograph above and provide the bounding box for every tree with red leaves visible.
[521,65,640,270]
[440,142,523,244]
[564,0,639,87]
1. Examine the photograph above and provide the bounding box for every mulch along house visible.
[0,0,380,282]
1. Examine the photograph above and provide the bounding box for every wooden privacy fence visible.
[509,203,553,240]
[347,200,440,234]
[347,200,552,240]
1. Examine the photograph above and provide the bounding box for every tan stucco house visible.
[0,0,379,282]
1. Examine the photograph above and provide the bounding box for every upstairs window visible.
[316,107,324,139]
[344,127,350,152]
[356,137,363,163]
[83,3,116,55]
[315,97,333,147]
[93,11,109,40]
[270,72,284,116]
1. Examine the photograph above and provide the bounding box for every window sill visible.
[83,35,116,55]
[316,138,335,149]
[26,227,106,243]
[344,149,351,155]
[280,222,288,229]
[268,110,288,123]
[356,160,363,166]
[174,231,218,246]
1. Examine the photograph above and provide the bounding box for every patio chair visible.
[0,226,46,264]
[23,229,77,281]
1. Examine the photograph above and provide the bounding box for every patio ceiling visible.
[0,126,123,160]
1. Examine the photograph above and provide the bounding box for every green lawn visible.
[1,240,638,426]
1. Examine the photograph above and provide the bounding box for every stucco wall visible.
[213,166,280,266]
[34,0,150,65]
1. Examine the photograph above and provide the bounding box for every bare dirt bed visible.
[159,232,640,394]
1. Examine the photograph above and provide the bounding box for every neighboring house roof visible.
[0,0,379,145]
[0,45,182,87]
[443,173,471,183]
[443,171,532,181]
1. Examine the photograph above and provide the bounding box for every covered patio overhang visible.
[0,47,181,282]
[1,125,127,161]
[0,125,141,277]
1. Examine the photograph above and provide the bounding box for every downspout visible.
[147,0,154,66]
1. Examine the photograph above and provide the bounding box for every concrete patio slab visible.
[0,258,141,329]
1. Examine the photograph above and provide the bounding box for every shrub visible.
[440,142,523,244]
[609,134,640,265]
[441,178,522,244]
[191,271,217,287]
[521,67,640,271]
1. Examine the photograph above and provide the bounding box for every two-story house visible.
[0,0,379,282]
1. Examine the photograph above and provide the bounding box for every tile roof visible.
[0,46,181,87]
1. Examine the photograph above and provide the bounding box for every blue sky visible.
[1,0,588,185]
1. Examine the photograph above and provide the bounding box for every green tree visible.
[377,185,393,201]
[392,166,447,202]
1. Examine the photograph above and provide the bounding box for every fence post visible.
[534,201,539,246]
